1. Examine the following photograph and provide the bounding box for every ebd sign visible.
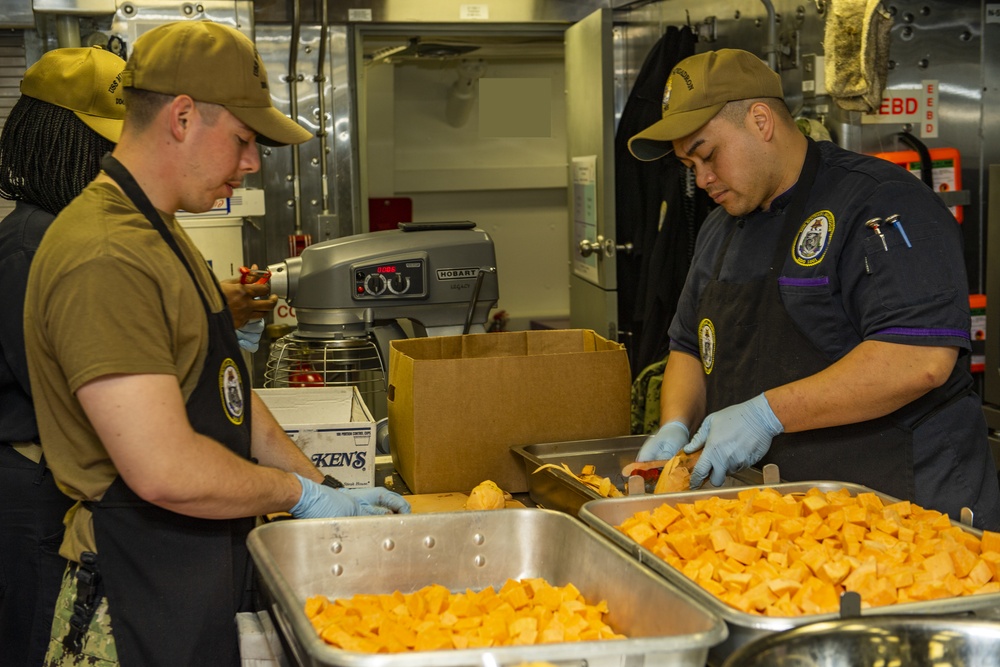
[861,80,939,138]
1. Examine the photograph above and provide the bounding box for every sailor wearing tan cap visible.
[631,49,1000,531]
[0,46,124,667]
[23,21,408,667]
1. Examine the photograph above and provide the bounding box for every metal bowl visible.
[721,615,1000,667]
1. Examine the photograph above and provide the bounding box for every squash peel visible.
[532,463,623,498]
[653,451,702,493]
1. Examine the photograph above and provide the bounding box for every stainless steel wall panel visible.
[862,1,983,293]
[0,0,36,28]
[254,23,357,268]
[32,0,114,16]
[614,1,828,106]
[108,0,253,49]
[315,0,606,25]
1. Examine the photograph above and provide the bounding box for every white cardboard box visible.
[256,386,376,488]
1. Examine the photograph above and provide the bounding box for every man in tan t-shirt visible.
[24,21,409,667]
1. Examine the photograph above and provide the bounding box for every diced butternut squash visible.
[922,551,956,579]
[614,486,1000,618]
[950,546,979,579]
[981,530,1000,554]
[304,578,625,653]
[966,559,994,589]
[710,526,735,552]
[623,520,659,550]
[802,494,831,517]
[724,541,762,566]
[649,503,682,532]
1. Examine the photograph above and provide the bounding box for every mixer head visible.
[267,223,499,340]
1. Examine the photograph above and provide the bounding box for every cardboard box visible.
[387,329,631,494]
[256,386,376,488]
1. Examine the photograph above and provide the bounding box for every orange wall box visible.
[970,294,986,374]
[874,147,963,222]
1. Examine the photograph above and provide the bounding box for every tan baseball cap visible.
[628,49,783,161]
[20,46,125,143]
[122,20,312,147]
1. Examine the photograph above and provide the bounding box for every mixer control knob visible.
[363,273,387,296]
[386,273,411,295]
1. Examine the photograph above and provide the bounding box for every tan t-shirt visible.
[24,179,224,561]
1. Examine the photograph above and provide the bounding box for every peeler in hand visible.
[239,266,271,285]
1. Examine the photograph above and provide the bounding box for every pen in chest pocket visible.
[865,218,888,252]
[885,214,912,248]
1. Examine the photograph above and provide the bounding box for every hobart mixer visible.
[263,223,499,423]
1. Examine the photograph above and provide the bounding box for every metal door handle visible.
[612,241,633,256]
[579,238,603,258]
[580,237,633,259]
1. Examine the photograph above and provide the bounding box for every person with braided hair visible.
[0,46,126,666]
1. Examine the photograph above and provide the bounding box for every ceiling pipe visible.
[759,0,779,72]
[286,0,303,240]
[315,0,330,216]
[446,59,486,128]
[55,15,82,47]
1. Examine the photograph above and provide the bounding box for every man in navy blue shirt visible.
[630,48,1000,530]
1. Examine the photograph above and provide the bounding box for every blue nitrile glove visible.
[686,393,784,488]
[236,318,265,353]
[290,474,409,518]
[636,420,689,462]
[348,486,412,514]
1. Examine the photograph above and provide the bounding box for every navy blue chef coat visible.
[669,139,1000,527]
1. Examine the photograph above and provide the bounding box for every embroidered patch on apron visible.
[698,318,716,375]
[792,210,835,267]
[219,358,245,425]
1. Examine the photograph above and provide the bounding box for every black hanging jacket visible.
[613,26,711,376]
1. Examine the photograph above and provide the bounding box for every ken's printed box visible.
[256,386,376,488]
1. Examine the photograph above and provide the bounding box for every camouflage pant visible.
[43,564,118,666]
[630,356,669,435]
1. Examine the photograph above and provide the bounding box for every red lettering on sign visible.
[927,111,934,120]
[925,83,936,94]
[880,99,890,114]
[926,124,934,133]
[926,98,934,108]
[276,304,296,318]
[887,97,919,115]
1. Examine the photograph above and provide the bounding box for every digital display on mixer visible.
[354,258,425,300]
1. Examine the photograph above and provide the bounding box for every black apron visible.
[85,156,255,667]
[697,139,960,501]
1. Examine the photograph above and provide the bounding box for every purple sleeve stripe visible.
[874,327,971,340]
[778,276,830,287]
